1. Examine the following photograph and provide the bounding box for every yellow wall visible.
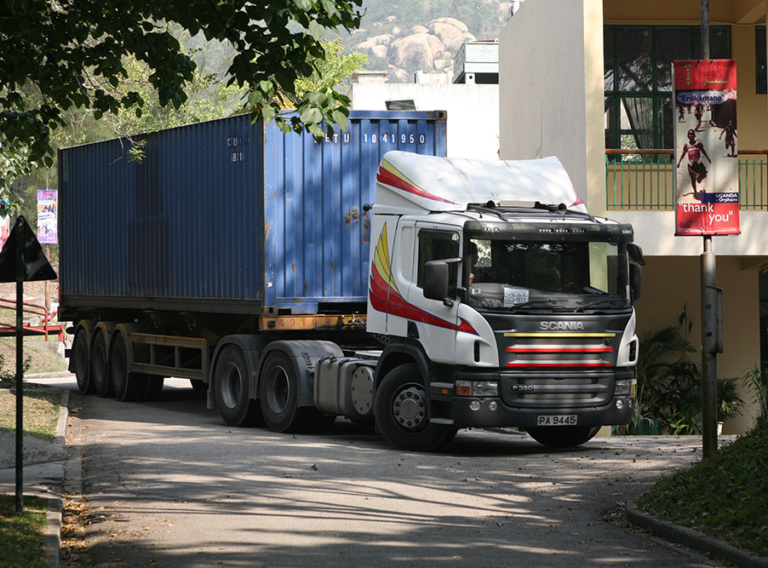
[604,0,765,25]
[634,256,761,432]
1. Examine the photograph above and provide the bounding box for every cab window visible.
[417,229,460,294]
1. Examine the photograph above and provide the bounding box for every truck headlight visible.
[456,380,499,397]
[615,378,636,396]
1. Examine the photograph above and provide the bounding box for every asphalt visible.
[1,376,767,568]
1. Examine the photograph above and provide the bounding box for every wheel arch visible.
[374,340,432,391]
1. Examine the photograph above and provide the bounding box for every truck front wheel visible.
[374,364,457,452]
[213,346,261,426]
[525,426,601,448]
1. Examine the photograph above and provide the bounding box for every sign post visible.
[0,216,57,511]
[673,9,739,457]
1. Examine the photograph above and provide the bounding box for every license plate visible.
[536,415,577,426]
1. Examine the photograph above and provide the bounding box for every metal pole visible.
[701,0,710,60]
[701,238,718,458]
[14,219,24,512]
[700,0,717,459]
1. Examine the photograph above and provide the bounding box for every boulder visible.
[388,65,413,83]
[428,17,476,51]
[389,33,446,70]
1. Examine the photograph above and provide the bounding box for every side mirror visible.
[424,260,450,302]
[628,243,645,265]
[630,262,642,302]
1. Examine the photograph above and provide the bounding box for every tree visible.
[290,39,367,107]
[0,0,363,209]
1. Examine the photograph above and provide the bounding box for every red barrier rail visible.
[0,297,65,341]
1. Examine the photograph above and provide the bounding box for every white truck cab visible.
[362,151,643,451]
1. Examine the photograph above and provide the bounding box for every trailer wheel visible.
[213,345,261,426]
[374,364,457,452]
[525,426,601,448]
[110,334,148,402]
[72,329,94,394]
[259,350,321,433]
[90,331,114,398]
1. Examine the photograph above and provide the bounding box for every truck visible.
[59,111,644,452]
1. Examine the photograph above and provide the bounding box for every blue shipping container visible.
[59,111,447,316]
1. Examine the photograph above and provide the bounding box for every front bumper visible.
[429,382,635,428]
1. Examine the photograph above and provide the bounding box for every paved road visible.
[60,378,725,568]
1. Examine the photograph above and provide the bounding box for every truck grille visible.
[503,333,615,368]
[500,371,614,408]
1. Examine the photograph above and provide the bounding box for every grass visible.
[0,389,63,441]
[0,494,49,568]
[636,421,768,558]
[0,337,68,442]
[0,336,70,376]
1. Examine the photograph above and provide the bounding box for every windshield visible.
[467,236,630,312]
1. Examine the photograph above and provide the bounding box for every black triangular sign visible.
[0,216,57,282]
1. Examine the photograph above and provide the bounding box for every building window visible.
[757,26,766,95]
[604,25,731,156]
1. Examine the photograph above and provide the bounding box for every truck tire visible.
[213,345,262,426]
[72,329,94,394]
[90,331,114,398]
[525,426,601,448]
[374,364,457,452]
[110,334,148,402]
[259,350,321,433]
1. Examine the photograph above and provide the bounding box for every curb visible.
[45,494,62,568]
[47,387,68,568]
[626,500,768,568]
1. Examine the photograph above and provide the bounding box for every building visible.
[348,42,500,160]
[499,0,768,433]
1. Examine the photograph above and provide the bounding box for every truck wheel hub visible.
[393,387,426,429]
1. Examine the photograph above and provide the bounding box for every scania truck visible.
[60,112,643,452]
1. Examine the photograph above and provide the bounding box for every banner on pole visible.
[36,190,58,244]
[673,59,739,236]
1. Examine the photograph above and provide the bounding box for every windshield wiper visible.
[573,298,623,313]
[510,299,558,309]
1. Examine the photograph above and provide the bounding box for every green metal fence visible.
[606,150,768,210]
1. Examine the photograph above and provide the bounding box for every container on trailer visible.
[58,111,447,317]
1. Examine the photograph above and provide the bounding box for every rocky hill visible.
[339,0,516,82]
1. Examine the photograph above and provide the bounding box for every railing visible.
[606,149,768,210]
[0,297,64,341]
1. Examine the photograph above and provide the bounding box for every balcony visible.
[606,150,768,210]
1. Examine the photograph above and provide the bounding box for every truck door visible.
[406,225,462,365]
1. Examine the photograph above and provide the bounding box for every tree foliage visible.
[0,0,364,206]
[290,38,367,107]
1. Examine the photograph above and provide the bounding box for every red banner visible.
[673,60,739,236]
